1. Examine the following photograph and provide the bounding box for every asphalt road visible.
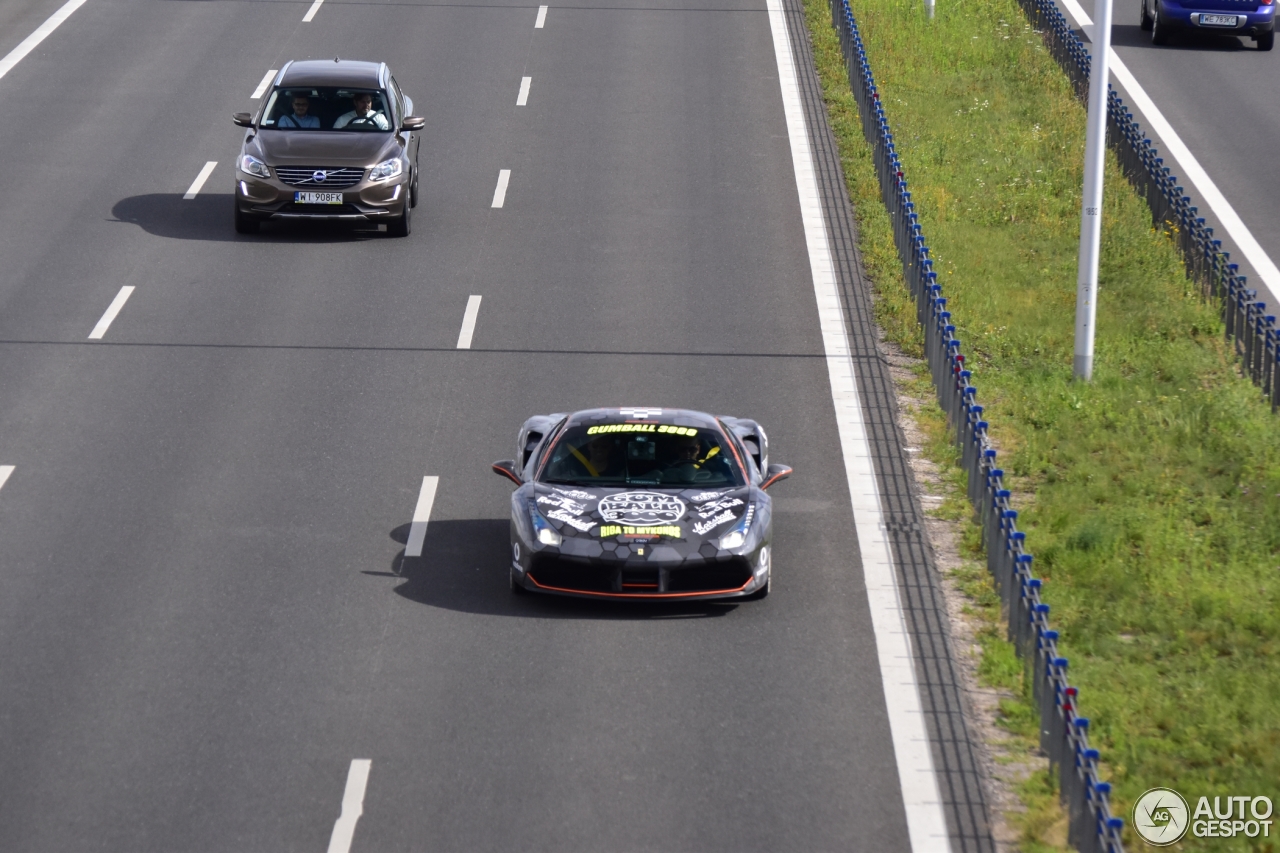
[0,0,922,850]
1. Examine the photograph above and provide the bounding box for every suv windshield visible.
[260,87,392,131]
[540,424,744,488]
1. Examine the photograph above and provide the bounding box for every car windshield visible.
[540,424,745,488]
[260,87,391,131]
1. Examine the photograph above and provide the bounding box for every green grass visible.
[799,0,1280,850]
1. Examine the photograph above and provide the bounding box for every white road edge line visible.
[456,295,482,349]
[0,466,14,493]
[517,76,532,106]
[0,0,90,81]
[303,0,324,21]
[491,169,511,208]
[765,1,952,851]
[251,69,278,99]
[405,476,439,558]
[88,286,135,340]
[1062,2,1280,307]
[325,759,371,853]
[535,4,548,27]
[183,161,217,200]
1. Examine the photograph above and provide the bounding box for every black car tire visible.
[1258,30,1275,50]
[1151,7,1171,43]
[410,171,420,208]
[234,202,259,234]
[510,566,528,594]
[1139,0,1153,30]
[388,196,412,237]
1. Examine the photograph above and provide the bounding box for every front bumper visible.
[512,548,770,601]
[234,170,408,221]
[1158,0,1275,33]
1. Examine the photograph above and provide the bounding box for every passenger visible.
[334,92,390,130]
[277,93,320,129]
[565,436,625,479]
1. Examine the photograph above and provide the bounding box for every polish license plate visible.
[1200,13,1238,25]
[294,191,344,204]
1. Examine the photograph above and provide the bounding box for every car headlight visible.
[368,158,403,182]
[239,154,270,179]
[529,504,562,547]
[718,503,757,551]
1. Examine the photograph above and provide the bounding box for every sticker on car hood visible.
[598,491,686,526]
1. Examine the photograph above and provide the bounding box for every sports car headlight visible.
[239,154,270,179]
[718,504,756,551]
[529,504,562,547]
[368,158,403,182]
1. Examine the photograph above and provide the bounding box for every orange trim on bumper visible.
[527,574,751,599]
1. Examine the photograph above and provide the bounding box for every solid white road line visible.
[88,287,135,340]
[517,76,532,106]
[325,759,371,853]
[183,161,217,200]
[404,476,439,558]
[535,4,548,27]
[765,1,952,851]
[491,169,511,208]
[0,466,14,493]
[251,69,278,99]
[0,0,90,81]
[303,0,324,21]
[1061,1,1280,308]
[456,295,482,349]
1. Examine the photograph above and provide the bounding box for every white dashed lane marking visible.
[325,759,371,853]
[456,295,482,349]
[0,0,90,81]
[0,466,14,493]
[88,287,135,340]
[303,0,324,21]
[535,4,548,27]
[183,161,217,200]
[491,169,511,208]
[405,476,439,558]
[251,70,277,99]
[517,76,532,106]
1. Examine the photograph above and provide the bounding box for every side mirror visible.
[492,460,523,486]
[232,112,255,128]
[401,116,426,131]
[761,464,792,490]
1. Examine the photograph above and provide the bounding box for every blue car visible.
[1141,0,1275,49]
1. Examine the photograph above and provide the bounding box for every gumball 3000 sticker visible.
[598,492,686,526]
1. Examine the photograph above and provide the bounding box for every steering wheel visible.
[348,115,379,127]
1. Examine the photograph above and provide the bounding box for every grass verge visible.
[799,0,1280,850]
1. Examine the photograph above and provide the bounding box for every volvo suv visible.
[232,59,425,236]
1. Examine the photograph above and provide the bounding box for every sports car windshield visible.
[540,424,745,488]
[260,87,392,131]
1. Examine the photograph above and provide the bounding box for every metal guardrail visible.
[824,0,1127,850]
[1021,0,1280,407]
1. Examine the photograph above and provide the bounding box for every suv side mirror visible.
[401,116,426,131]
[232,112,254,128]
[761,464,792,490]
[492,460,522,486]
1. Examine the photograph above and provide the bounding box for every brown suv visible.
[232,59,425,236]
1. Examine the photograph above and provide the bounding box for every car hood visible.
[250,131,400,167]
[530,484,766,558]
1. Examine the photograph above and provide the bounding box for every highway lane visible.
[0,0,928,850]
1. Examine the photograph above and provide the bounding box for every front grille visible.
[529,557,616,592]
[276,202,362,215]
[528,555,752,595]
[275,166,366,188]
[666,559,752,592]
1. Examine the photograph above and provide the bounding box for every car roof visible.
[563,408,723,430]
[278,59,385,88]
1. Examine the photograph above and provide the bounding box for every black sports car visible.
[492,408,791,600]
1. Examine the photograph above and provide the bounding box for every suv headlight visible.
[529,504,562,547]
[239,154,270,179]
[368,158,403,182]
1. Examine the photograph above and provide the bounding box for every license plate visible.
[1200,13,1238,25]
[294,191,343,204]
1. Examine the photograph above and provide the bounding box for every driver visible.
[277,93,320,128]
[334,92,390,130]
[662,433,723,483]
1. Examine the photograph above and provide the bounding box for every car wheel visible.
[1258,30,1275,50]
[388,196,411,237]
[1139,0,1153,30]
[1151,6,1171,43]
[510,566,528,595]
[234,201,259,234]
[410,172,420,208]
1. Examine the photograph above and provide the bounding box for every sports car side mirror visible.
[401,116,426,131]
[232,112,254,128]
[761,464,792,490]
[492,460,522,486]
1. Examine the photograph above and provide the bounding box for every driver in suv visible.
[334,92,390,130]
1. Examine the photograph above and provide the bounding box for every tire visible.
[233,202,259,234]
[1151,7,1171,44]
[1139,0,1153,30]
[388,197,411,237]
[510,566,528,595]
[410,172,420,208]
[1258,30,1274,50]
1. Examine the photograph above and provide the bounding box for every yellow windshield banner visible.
[586,424,698,436]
